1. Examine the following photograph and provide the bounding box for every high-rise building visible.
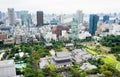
[58,15,64,24]
[37,11,43,26]
[71,18,78,40]
[89,14,99,35]
[8,8,15,26]
[76,10,83,25]
[0,11,2,20]
[103,15,109,22]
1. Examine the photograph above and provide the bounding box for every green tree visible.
[81,72,87,77]
[24,68,35,77]
[38,69,45,77]
[102,70,112,77]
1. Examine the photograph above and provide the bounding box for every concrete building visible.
[4,38,14,44]
[37,11,43,26]
[8,8,15,26]
[76,10,84,25]
[14,35,27,44]
[0,33,7,40]
[80,62,97,71]
[0,60,16,77]
[39,58,49,69]
[52,25,70,39]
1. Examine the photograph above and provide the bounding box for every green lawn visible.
[102,57,120,71]
[86,48,98,55]
[102,58,117,67]
[86,48,120,71]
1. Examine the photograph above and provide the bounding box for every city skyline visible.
[0,0,120,14]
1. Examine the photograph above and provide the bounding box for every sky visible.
[0,0,120,14]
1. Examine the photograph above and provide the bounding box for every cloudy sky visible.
[0,0,120,14]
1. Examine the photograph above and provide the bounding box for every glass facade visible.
[89,14,99,35]
[71,18,78,40]
[103,15,109,22]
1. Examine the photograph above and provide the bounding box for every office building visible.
[76,10,84,25]
[37,11,43,26]
[0,11,2,20]
[89,14,99,35]
[71,18,78,40]
[0,60,16,77]
[8,8,15,25]
[103,15,109,22]
[58,15,64,24]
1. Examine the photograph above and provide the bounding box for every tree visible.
[38,69,45,77]
[102,70,112,77]
[81,72,87,77]
[69,67,80,77]
[24,68,35,77]
[49,64,56,72]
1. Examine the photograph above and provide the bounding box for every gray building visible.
[8,8,15,26]
[52,51,72,68]
[0,60,16,77]
[71,49,92,64]
[76,10,84,25]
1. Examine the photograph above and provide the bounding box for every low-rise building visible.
[0,33,7,40]
[0,60,16,77]
[39,58,49,69]
[65,43,74,49]
[80,62,97,71]
[4,38,14,44]
[71,49,92,64]
[52,51,72,68]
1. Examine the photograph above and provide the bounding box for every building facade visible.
[103,15,109,23]
[89,14,99,35]
[8,8,15,26]
[71,18,78,40]
[37,11,43,26]
[0,60,16,77]
[76,10,84,25]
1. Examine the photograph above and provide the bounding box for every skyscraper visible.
[37,11,43,26]
[89,14,99,35]
[71,18,78,40]
[0,11,2,20]
[8,8,15,26]
[76,10,83,25]
[58,15,64,24]
[103,15,109,23]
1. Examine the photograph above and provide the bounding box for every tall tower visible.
[76,10,83,25]
[37,11,43,26]
[71,18,78,40]
[0,11,2,20]
[59,15,64,24]
[8,8,15,26]
[89,14,99,35]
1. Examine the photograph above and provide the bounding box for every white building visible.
[78,31,91,39]
[112,24,120,35]
[76,10,84,25]
[80,62,97,71]
[8,8,15,26]
[0,60,16,77]
[39,58,49,69]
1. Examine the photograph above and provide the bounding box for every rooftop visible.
[53,51,71,61]
[0,60,15,67]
